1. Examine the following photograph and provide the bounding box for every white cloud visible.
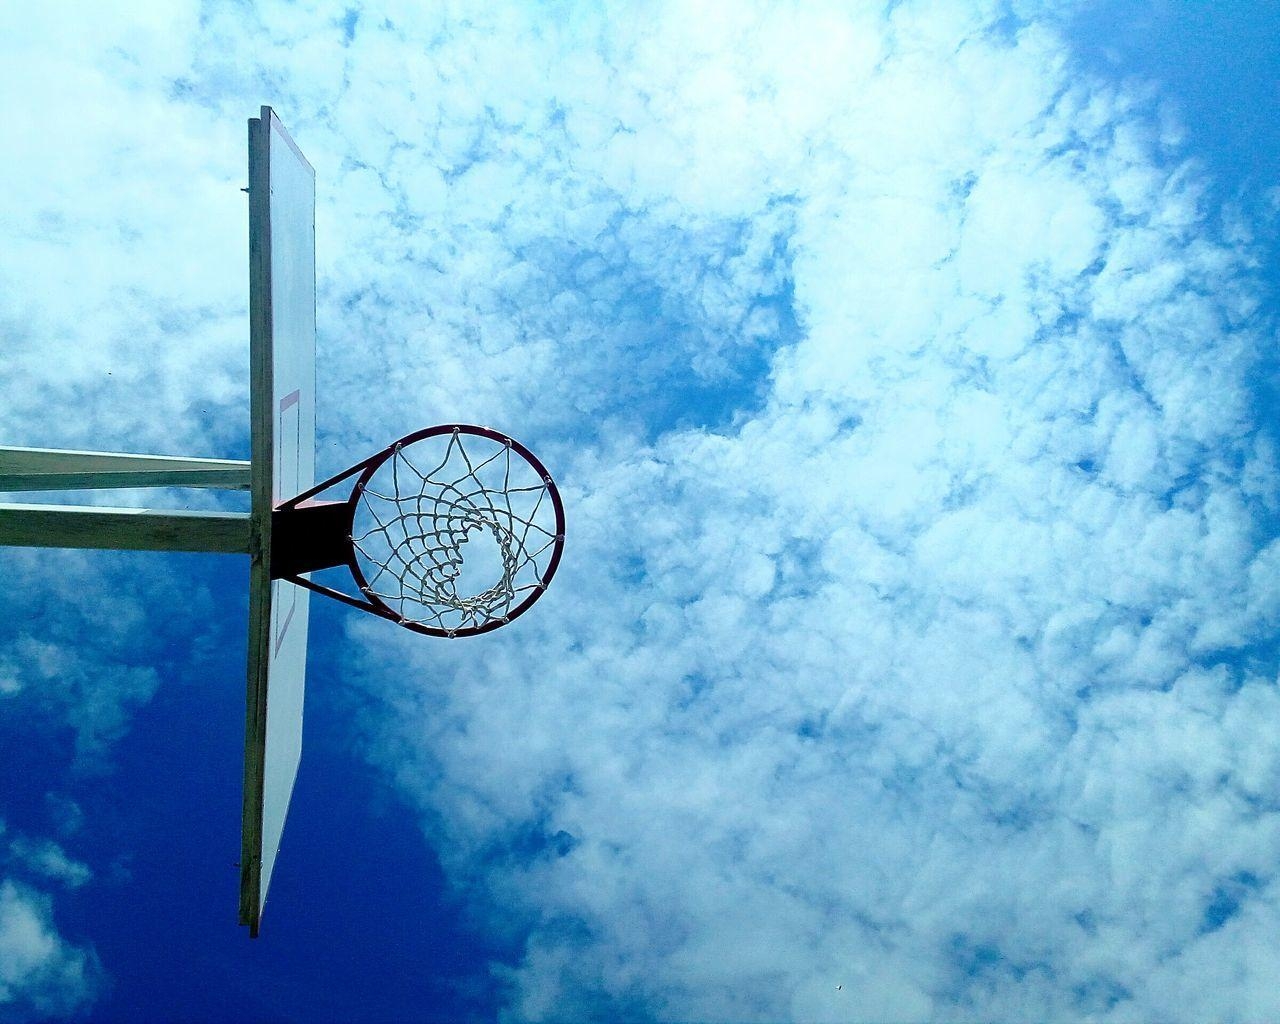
[7,837,92,892]
[0,1,242,458]
[0,549,176,769]
[2,1,1278,1021]
[330,3,1280,1021]
[0,880,100,1020]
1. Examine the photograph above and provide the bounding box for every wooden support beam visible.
[0,503,251,554]
[0,446,251,492]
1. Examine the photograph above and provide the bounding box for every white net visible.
[351,428,562,636]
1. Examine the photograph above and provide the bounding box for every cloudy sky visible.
[2,1,1279,1021]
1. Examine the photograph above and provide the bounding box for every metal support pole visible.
[0,446,251,492]
[0,503,251,554]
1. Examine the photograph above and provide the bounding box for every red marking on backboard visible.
[273,387,304,655]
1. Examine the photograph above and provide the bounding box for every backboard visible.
[241,107,315,937]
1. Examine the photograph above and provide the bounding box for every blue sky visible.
[2,1,1278,1021]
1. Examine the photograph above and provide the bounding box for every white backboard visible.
[242,107,315,937]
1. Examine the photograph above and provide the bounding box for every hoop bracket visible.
[270,499,353,579]
[264,424,564,637]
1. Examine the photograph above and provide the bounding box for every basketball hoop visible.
[271,425,565,637]
[0,110,568,935]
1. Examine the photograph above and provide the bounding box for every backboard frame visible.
[241,106,316,937]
